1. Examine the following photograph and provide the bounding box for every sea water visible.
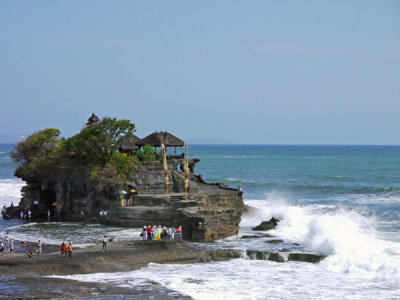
[1,144,400,299]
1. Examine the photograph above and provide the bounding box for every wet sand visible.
[0,240,240,298]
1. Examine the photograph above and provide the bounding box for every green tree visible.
[11,128,61,164]
[100,117,136,154]
[11,128,61,180]
[109,152,137,180]
[137,144,156,161]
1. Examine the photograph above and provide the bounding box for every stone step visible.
[170,195,185,201]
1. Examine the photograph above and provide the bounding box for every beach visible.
[0,240,239,298]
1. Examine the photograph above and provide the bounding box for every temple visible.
[4,114,244,242]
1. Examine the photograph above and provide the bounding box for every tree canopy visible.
[11,117,137,187]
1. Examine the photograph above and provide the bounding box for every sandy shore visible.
[0,240,240,298]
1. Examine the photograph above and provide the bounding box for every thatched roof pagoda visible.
[136,131,185,147]
[86,113,100,126]
[118,134,140,153]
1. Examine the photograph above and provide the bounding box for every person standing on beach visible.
[61,241,66,256]
[5,232,9,246]
[28,209,31,221]
[67,242,72,259]
[47,209,51,222]
[20,211,23,219]
[9,240,13,255]
[141,226,147,240]
[147,225,152,240]
[37,240,42,255]
[103,235,107,252]
[0,240,3,256]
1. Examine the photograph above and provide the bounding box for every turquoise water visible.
[191,145,400,230]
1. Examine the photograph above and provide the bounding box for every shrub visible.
[137,144,156,161]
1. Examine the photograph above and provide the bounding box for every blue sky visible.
[0,1,399,144]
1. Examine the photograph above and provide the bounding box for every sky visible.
[0,1,399,144]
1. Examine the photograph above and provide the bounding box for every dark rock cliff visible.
[15,158,244,242]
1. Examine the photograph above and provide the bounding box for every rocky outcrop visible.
[268,252,285,263]
[288,253,325,263]
[102,184,244,241]
[240,234,275,239]
[252,217,279,231]
[14,159,244,242]
[245,250,325,264]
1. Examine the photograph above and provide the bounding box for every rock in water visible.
[288,253,325,263]
[265,239,284,244]
[240,234,275,239]
[246,250,267,260]
[252,217,279,231]
[268,252,285,263]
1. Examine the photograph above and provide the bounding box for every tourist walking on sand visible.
[9,240,13,255]
[67,242,72,259]
[0,240,3,256]
[5,232,9,246]
[61,241,66,256]
[103,235,107,252]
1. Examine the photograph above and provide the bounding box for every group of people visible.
[0,232,14,256]
[99,210,108,217]
[140,225,182,241]
[60,241,73,259]
[19,209,32,220]
[25,239,45,258]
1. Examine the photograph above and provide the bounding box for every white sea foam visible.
[50,194,400,299]
[51,259,400,300]
[241,194,400,289]
[0,178,24,208]
[1,222,142,247]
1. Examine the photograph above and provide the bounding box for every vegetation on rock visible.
[11,117,137,190]
[137,144,157,161]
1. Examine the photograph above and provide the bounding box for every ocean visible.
[1,143,400,299]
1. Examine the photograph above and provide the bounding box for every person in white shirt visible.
[103,235,107,252]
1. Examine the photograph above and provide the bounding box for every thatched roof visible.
[118,134,140,151]
[136,131,185,147]
[86,113,100,125]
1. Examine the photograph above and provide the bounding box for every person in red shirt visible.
[147,225,152,240]
[60,241,66,257]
